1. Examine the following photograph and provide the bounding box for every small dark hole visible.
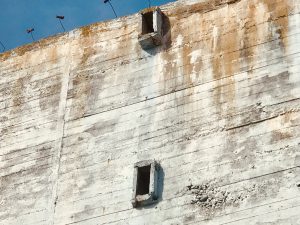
[142,12,154,34]
[136,165,151,195]
[297,183,300,188]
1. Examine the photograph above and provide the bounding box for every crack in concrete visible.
[49,43,73,225]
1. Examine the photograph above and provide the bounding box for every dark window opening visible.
[142,12,154,35]
[136,165,151,195]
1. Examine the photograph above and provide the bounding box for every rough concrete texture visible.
[0,0,300,224]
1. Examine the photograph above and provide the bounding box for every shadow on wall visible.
[157,165,165,201]
[162,13,172,50]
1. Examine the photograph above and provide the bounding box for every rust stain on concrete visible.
[140,6,158,14]
[182,46,193,87]
[49,46,58,63]
[69,25,97,119]
[169,0,242,17]
[211,4,239,116]
[79,26,96,65]
[262,0,290,50]
[0,33,65,62]
[240,1,259,72]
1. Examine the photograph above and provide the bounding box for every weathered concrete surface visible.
[0,0,300,224]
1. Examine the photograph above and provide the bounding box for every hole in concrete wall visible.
[136,165,151,195]
[142,12,154,35]
[132,160,160,208]
[138,7,164,49]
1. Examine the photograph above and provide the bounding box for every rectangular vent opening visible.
[136,165,151,195]
[142,12,154,34]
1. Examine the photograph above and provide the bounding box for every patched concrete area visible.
[0,0,300,224]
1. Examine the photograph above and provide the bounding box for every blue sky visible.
[0,0,175,51]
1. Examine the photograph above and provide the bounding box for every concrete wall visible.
[1,0,300,224]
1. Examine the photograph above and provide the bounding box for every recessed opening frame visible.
[132,160,159,207]
[138,7,163,49]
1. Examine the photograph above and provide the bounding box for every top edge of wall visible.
[0,0,241,61]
